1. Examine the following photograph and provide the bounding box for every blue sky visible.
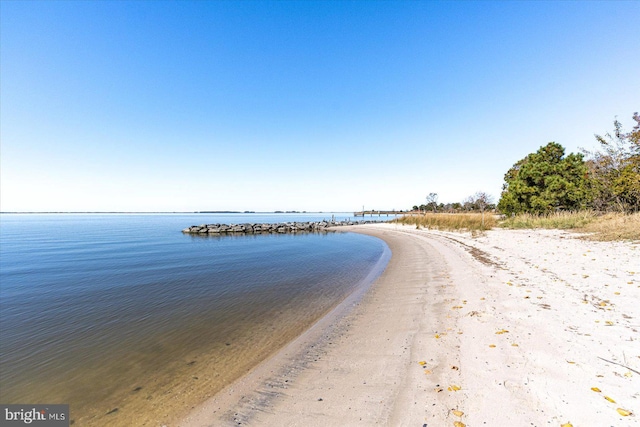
[1,0,638,212]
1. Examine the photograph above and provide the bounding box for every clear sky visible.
[1,0,638,212]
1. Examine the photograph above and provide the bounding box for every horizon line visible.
[0,210,357,214]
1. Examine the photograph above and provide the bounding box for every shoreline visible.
[180,223,639,426]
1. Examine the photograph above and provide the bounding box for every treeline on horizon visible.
[411,113,640,215]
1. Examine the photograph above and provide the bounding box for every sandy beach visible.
[180,223,639,426]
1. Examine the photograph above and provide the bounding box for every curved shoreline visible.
[177,227,394,426]
[180,223,640,426]
[179,224,444,426]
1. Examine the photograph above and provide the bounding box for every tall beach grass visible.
[394,211,639,241]
[500,211,640,241]
[499,211,597,230]
[393,212,497,232]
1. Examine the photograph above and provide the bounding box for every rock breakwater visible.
[182,220,384,235]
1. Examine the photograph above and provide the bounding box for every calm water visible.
[0,213,389,425]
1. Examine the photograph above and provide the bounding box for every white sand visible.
[180,223,639,426]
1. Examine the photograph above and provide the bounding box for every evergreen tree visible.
[498,142,591,215]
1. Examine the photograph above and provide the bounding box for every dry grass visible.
[394,212,497,232]
[499,211,597,230]
[574,212,640,241]
[500,211,640,242]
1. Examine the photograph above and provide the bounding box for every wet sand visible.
[180,223,639,426]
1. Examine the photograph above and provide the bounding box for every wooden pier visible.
[353,210,408,217]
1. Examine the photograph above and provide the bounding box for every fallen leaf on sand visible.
[591,387,601,392]
[605,321,614,326]
[561,423,573,427]
[451,409,464,417]
[566,361,576,364]
[616,408,632,416]
[511,343,519,347]
[447,384,461,391]
[435,334,441,339]
[604,396,616,403]
[489,344,496,348]
[418,361,427,365]
[424,369,432,375]
[495,329,509,334]
[454,421,466,427]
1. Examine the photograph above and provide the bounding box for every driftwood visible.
[597,356,640,375]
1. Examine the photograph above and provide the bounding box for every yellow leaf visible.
[561,423,573,427]
[591,387,601,392]
[566,361,576,364]
[448,384,461,391]
[616,408,632,416]
[454,421,466,427]
[424,369,432,375]
[599,301,607,307]
[418,361,427,365]
[495,329,509,334]
[624,371,632,378]
[435,334,441,339]
[604,396,616,403]
[489,344,496,348]
[605,321,614,326]
[511,343,519,347]
[451,409,464,417]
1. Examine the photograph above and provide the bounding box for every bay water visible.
[0,213,390,426]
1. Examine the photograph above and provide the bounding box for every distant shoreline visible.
[0,211,345,214]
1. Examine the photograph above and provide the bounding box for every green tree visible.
[498,142,591,215]
[583,113,640,212]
